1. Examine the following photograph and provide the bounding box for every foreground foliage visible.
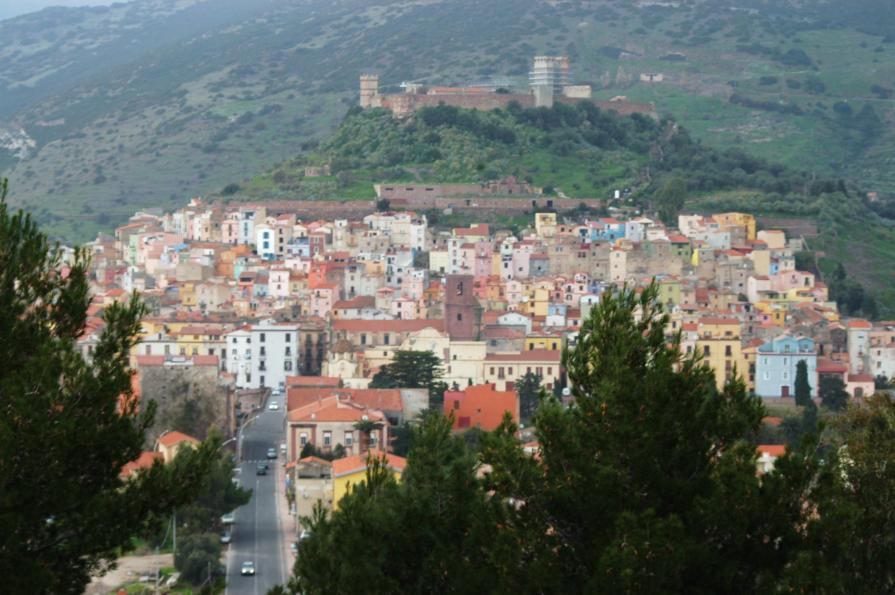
[273,284,895,594]
[0,180,216,594]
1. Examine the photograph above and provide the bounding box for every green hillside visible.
[231,101,893,318]
[2,0,895,242]
[241,103,827,203]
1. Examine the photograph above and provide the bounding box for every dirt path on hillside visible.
[85,553,173,595]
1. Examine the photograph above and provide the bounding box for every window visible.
[453,400,460,410]
[145,345,151,355]
[284,361,292,371]
[361,334,367,346]
[547,367,552,375]
[490,367,495,375]
[260,375,265,386]
[725,345,732,357]
[232,337,237,344]
[457,313,463,322]
[192,347,198,355]
[323,431,332,447]
[345,432,354,447]
[456,281,464,295]
[285,346,291,356]
[703,345,710,356]
[285,333,291,343]
[164,345,171,355]
[384,334,390,345]
[369,432,378,447]
[299,433,308,447]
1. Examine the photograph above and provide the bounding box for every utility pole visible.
[172,509,176,557]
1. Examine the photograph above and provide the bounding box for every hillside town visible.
[70,194,889,555]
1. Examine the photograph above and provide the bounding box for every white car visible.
[240,561,255,576]
[221,512,235,525]
[268,401,279,411]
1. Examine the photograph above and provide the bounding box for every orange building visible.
[443,383,519,431]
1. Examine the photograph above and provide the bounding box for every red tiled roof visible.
[287,395,386,423]
[120,451,163,478]
[287,376,341,388]
[331,451,406,477]
[848,374,875,383]
[698,317,740,326]
[192,355,219,366]
[332,319,445,333]
[136,355,166,366]
[758,445,786,457]
[287,387,403,413]
[157,430,200,448]
[848,319,872,329]
[333,296,376,310]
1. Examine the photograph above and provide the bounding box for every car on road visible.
[268,401,279,410]
[256,463,268,475]
[221,512,235,525]
[240,561,255,576]
[279,442,286,455]
[220,531,231,544]
[266,447,277,459]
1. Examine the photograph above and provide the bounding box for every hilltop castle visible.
[359,56,657,119]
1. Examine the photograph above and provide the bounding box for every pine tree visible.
[782,393,895,592]
[0,179,216,593]
[820,375,850,411]
[483,283,808,592]
[794,359,812,407]
[515,370,542,424]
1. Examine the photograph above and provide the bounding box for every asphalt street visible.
[225,401,287,595]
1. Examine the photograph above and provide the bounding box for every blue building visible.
[755,335,817,398]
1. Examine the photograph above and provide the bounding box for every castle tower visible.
[444,275,483,341]
[359,74,380,109]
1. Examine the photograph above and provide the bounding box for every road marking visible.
[254,477,260,595]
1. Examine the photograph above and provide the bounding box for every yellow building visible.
[534,212,558,238]
[179,282,199,308]
[331,452,406,510]
[521,286,550,317]
[696,317,748,390]
[714,212,756,241]
[658,278,681,306]
[173,325,227,357]
[524,333,564,352]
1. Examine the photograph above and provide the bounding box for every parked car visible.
[279,442,286,454]
[268,401,279,411]
[290,541,299,555]
[221,512,235,525]
[266,448,277,459]
[256,463,268,476]
[220,531,231,544]
[240,561,255,576]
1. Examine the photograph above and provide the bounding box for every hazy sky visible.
[0,0,118,22]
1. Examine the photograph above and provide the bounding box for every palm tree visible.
[354,417,384,453]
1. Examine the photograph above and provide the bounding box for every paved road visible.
[226,402,288,595]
